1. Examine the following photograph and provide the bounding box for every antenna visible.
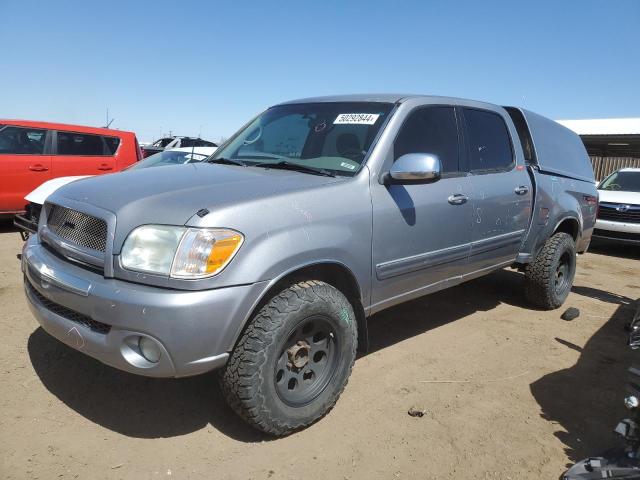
[104,108,115,128]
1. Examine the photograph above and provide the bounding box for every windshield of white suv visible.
[126,150,209,170]
[599,170,640,193]
[212,102,394,176]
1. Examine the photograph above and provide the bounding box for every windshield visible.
[599,170,640,193]
[126,150,209,170]
[212,102,394,176]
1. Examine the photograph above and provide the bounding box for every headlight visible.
[120,225,184,275]
[121,225,243,278]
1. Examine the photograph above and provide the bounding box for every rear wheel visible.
[525,232,577,309]
[219,280,357,435]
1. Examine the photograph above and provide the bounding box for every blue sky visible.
[1,0,638,142]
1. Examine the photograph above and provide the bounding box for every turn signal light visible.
[206,234,243,273]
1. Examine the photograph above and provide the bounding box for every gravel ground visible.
[1,222,638,479]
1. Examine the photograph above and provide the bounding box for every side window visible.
[104,136,120,155]
[57,131,105,155]
[463,109,513,171]
[394,107,459,173]
[0,126,47,154]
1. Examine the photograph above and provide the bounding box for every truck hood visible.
[597,189,640,205]
[51,162,343,229]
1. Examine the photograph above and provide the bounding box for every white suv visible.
[594,168,640,244]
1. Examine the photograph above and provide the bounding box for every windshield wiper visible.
[255,161,336,177]
[207,157,246,167]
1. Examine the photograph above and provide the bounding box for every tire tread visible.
[524,232,576,310]
[219,280,357,435]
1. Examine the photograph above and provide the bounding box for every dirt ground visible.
[0,222,638,480]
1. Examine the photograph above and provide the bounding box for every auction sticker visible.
[340,162,356,170]
[334,113,380,125]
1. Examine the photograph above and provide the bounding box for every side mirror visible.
[387,153,441,183]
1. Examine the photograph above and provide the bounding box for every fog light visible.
[625,395,639,410]
[138,337,161,363]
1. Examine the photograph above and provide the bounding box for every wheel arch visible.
[230,261,369,353]
[552,216,581,241]
[518,213,583,266]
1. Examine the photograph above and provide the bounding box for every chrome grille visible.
[46,204,108,252]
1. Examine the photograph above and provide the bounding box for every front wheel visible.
[524,232,577,309]
[219,280,357,436]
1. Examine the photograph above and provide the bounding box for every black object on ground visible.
[563,452,640,479]
[407,406,426,418]
[562,307,581,321]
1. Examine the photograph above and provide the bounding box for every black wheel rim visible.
[274,315,339,407]
[554,251,573,296]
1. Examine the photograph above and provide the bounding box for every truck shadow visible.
[27,268,530,441]
[365,268,527,353]
[27,328,267,441]
[529,289,638,463]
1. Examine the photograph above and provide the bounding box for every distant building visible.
[557,118,640,180]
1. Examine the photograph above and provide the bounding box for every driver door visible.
[370,106,473,311]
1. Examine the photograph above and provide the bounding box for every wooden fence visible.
[589,156,640,181]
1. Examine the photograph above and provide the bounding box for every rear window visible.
[104,136,120,155]
[195,139,216,147]
[56,131,117,156]
[464,108,513,171]
[0,125,47,154]
[504,107,536,164]
[153,138,174,147]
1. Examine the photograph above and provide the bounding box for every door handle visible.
[28,164,49,172]
[514,185,529,195]
[448,193,468,205]
[97,164,113,171]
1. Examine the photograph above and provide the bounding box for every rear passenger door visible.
[53,131,116,177]
[0,125,52,213]
[462,108,532,273]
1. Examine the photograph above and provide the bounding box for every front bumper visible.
[593,219,640,244]
[14,213,37,235]
[22,237,268,377]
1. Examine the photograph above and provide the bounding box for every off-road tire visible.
[219,280,358,436]
[525,232,577,310]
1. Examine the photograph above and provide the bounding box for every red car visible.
[0,120,142,217]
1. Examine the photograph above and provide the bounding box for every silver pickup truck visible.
[22,94,597,435]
